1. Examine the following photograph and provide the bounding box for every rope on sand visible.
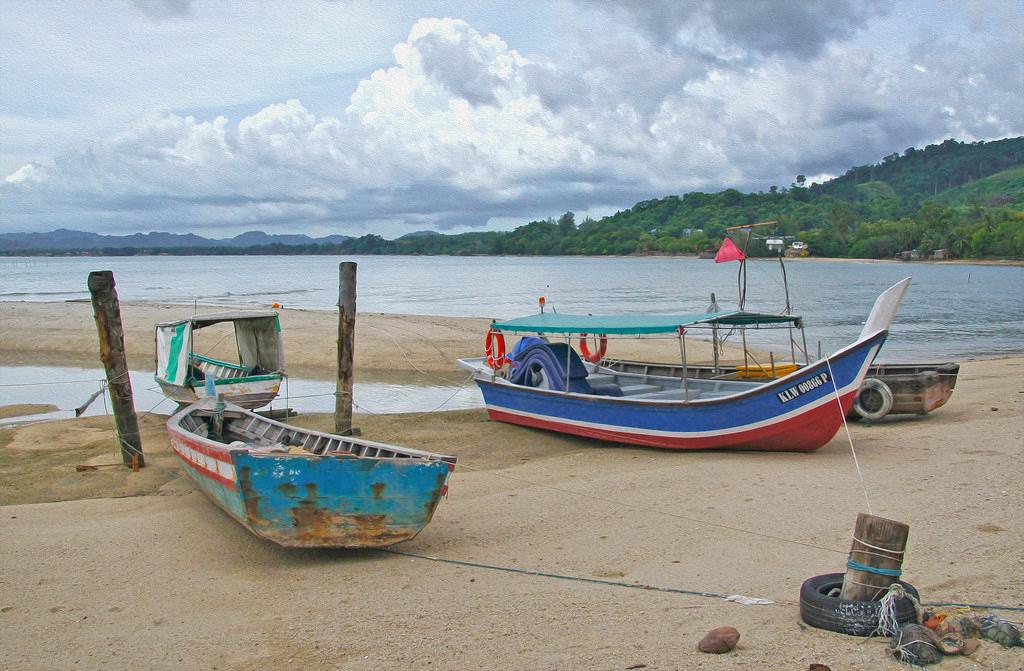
[920,602,1024,614]
[379,549,1024,613]
[378,548,773,604]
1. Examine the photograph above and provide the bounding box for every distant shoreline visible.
[782,256,1024,267]
[2,251,1022,267]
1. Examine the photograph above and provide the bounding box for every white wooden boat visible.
[155,311,285,409]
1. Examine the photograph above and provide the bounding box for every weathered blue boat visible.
[167,397,456,548]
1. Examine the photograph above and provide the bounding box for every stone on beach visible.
[697,626,740,653]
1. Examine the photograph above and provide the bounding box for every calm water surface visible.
[0,365,480,425]
[1,255,1022,360]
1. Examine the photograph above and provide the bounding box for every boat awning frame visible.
[155,310,280,330]
[490,311,801,335]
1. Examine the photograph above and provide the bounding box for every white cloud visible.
[1,3,1022,237]
[4,162,48,185]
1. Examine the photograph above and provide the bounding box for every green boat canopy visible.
[155,311,284,386]
[490,311,801,335]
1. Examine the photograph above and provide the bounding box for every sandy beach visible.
[1,301,1022,671]
[0,300,739,378]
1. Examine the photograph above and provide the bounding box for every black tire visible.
[851,378,894,421]
[799,573,919,636]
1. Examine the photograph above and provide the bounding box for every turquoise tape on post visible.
[846,559,902,577]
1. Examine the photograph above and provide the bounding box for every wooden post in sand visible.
[87,271,144,468]
[335,262,357,435]
[840,513,909,601]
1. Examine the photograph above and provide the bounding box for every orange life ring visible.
[485,329,507,369]
[578,333,608,363]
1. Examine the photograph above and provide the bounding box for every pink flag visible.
[714,238,745,263]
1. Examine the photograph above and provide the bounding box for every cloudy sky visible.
[1,1,1021,238]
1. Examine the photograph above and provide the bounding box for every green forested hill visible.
[933,166,1024,207]
[810,137,1024,201]
[4,137,1023,259]
[482,137,1024,259]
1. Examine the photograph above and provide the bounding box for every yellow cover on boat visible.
[735,363,799,379]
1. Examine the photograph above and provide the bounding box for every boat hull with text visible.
[459,279,910,452]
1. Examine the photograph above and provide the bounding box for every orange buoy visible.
[578,333,608,363]
[485,329,507,369]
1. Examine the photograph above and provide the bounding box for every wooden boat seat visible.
[690,378,758,393]
[700,390,737,399]
[619,384,661,396]
[191,354,254,381]
[629,389,696,401]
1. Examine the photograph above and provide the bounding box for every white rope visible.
[333,371,476,415]
[878,589,911,655]
[850,548,906,562]
[876,583,924,638]
[825,357,872,514]
[418,375,476,413]
[851,535,906,555]
[363,323,469,384]
[880,585,931,667]
[888,632,934,669]
[843,576,893,599]
[0,378,105,387]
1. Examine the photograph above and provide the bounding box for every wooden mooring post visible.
[87,271,144,468]
[334,262,356,435]
[840,513,909,601]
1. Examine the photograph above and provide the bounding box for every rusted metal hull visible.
[166,401,455,548]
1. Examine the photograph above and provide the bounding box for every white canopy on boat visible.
[155,312,283,386]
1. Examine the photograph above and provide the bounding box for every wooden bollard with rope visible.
[840,512,909,601]
[87,270,144,469]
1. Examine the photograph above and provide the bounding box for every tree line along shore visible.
[2,137,1022,261]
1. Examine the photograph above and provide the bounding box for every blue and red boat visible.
[167,398,456,547]
[458,279,910,452]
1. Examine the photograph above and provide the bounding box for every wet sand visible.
[1,301,1022,670]
[0,300,749,382]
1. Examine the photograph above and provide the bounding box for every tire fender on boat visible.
[578,333,608,363]
[485,329,508,369]
[852,378,894,421]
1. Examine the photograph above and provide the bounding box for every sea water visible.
[1,255,1021,359]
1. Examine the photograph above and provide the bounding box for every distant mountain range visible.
[0,229,352,252]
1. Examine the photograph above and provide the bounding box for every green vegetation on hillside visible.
[933,166,1024,207]
[5,137,1023,260]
